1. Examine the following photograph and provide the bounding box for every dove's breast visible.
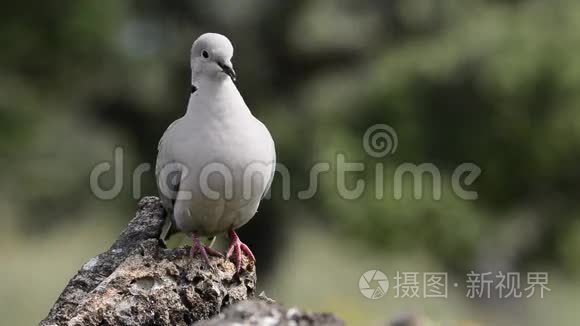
[167,109,275,236]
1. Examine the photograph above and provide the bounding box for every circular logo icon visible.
[359,269,389,299]
[362,124,398,158]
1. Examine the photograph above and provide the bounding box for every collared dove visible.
[156,33,276,272]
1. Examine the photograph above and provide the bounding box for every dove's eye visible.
[202,50,209,59]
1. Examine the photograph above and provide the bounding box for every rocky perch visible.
[40,196,343,326]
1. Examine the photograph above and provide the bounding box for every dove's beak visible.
[218,61,236,81]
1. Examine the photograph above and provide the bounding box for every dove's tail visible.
[160,209,177,241]
[161,214,188,248]
[160,210,217,248]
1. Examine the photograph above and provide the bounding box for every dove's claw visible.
[226,229,255,272]
[190,232,222,268]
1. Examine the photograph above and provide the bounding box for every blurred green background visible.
[2,0,580,325]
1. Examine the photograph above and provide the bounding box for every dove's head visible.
[190,33,236,83]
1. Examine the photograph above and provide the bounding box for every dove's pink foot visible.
[190,232,222,268]
[226,229,255,272]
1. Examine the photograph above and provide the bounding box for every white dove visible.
[155,33,276,272]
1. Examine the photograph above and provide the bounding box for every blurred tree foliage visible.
[2,0,580,276]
